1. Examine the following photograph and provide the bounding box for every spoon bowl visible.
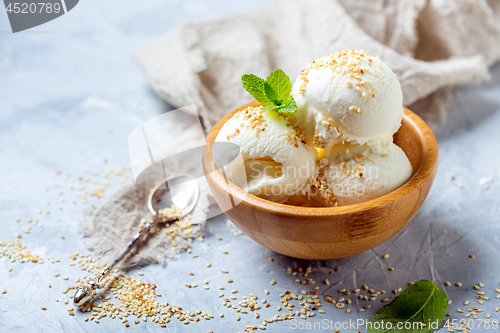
[148,173,200,218]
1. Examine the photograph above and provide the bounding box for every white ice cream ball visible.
[215,106,317,203]
[292,50,403,149]
[318,141,412,206]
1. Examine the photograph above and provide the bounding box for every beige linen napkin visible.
[135,0,500,129]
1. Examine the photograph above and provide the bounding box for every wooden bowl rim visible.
[204,101,438,217]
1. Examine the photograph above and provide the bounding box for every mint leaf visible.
[276,95,297,114]
[264,81,281,105]
[241,69,297,114]
[262,105,278,111]
[368,280,447,333]
[265,69,292,105]
[242,74,273,106]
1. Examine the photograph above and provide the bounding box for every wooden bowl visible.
[202,101,438,260]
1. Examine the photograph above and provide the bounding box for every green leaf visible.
[262,105,278,111]
[242,74,273,106]
[276,96,297,114]
[241,69,296,114]
[368,280,448,333]
[264,81,281,105]
[265,69,292,106]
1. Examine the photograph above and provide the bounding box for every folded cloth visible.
[135,0,500,129]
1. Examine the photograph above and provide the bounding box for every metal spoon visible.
[73,174,199,307]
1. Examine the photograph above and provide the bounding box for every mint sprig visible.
[242,69,297,114]
[368,280,448,333]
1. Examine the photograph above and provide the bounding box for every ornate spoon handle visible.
[73,215,175,306]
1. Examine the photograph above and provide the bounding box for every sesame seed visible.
[388,267,394,271]
[41,307,47,310]
[455,282,462,287]
[270,280,276,285]
[382,254,389,259]
[469,254,475,258]
[444,281,451,286]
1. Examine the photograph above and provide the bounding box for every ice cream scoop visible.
[292,50,403,151]
[215,106,317,203]
[314,141,412,206]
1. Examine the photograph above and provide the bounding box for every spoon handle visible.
[73,215,175,306]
